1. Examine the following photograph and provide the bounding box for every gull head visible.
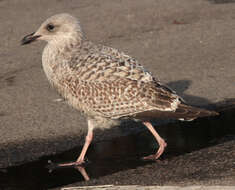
[21,13,83,45]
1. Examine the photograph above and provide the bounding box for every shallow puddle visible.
[0,101,235,190]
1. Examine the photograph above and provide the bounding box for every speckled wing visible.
[64,45,181,119]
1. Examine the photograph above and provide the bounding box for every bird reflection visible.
[75,166,90,181]
[47,160,90,181]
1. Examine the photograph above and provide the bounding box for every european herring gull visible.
[21,13,218,166]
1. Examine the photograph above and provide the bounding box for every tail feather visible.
[175,104,219,121]
[133,103,219,121]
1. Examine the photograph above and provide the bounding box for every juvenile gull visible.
[21,13,218,166]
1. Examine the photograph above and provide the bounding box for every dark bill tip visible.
[21,32,41,45]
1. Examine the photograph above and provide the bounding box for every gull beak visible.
[21,32,41,45]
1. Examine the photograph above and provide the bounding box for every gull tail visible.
[175,104,219,121]
[134,103,219,121]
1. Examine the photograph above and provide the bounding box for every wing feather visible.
[63,42,181,118]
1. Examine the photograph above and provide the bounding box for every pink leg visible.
[58,120,94,167]
[142,121,167,160]
[75,124,93,164]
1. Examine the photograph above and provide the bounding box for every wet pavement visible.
[0,101,235,190]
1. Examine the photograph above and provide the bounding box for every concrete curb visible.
[62,185,235,190]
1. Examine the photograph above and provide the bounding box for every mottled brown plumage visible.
[21,13,218,166]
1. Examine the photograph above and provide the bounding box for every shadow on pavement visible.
[0,98,235,190]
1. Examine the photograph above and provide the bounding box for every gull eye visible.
[46,24,55,31]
